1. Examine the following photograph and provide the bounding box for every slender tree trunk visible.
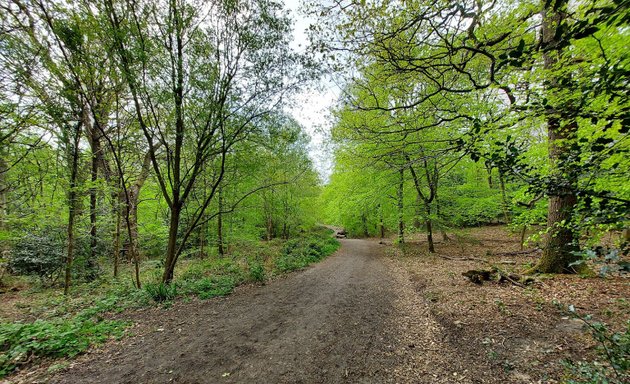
[127,191,140,260]
[267,215,274,241]
[361,213,369,237]
[498,170,510,224]
[534,1,581,273]
[486,163,494,188]
[199,220,206,258]
[217,185,225,256]
[0,153,8,252]
[379,209,385,240]
[0,150,9,271]
[113,197,121,278]
[397,168,405,244]
[64,121,82,295]
[87,134,99,281]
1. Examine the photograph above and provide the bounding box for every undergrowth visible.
[0,228,338,378]
[0,316,127,377]
[563,307,630,383]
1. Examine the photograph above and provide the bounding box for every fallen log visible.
[462,267,535,287]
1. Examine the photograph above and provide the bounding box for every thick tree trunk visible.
[538,193,579,272]
[534,1,581,273]
[64,121,82,295]
[162,205,181,284]
[397,168,405,244]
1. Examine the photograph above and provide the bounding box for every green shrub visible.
[0,318,126,377]
[248,260,266,282]
[8,229,65,283]
[179,276,236,299]
[274,230,339,273]
[144,282,178,302]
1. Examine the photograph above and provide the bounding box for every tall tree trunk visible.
[0,153,7,248]
[486,163,494,188]
[113,197,121,278]
[217,185,225,256]
[534,1,581,273]
[379,206,385,240]
[199,220,206,258]
[87,125,100,281]
[121,189,142,287]
[64,120,82,295]
[397,168,405,244]
[0,150,9,268]
[498,170,510,224]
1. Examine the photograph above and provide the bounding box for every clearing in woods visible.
[12,227,629,383]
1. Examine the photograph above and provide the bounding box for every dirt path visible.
[51,239,415,383]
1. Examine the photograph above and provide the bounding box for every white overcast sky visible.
[283,0,339,182]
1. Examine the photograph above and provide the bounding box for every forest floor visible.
[4,226,629,383]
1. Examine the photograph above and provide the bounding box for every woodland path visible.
[51,239,467,384]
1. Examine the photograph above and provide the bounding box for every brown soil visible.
[5,227,629,383]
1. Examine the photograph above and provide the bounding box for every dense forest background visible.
[313,0,629,273]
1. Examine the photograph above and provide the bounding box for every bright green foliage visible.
[0,318,127,377]
[144,283,178,303]
[138,228,339,301]
[274,229,340,272]
[312,0,629,265]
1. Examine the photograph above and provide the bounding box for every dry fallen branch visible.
[491,248,541,257]
[438,254,516,265]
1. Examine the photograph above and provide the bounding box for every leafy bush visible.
[248,260,266,282]
[8,229,65,283]
[144,282,178,302]
[0,318,127,377]
[570,247,630,277]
